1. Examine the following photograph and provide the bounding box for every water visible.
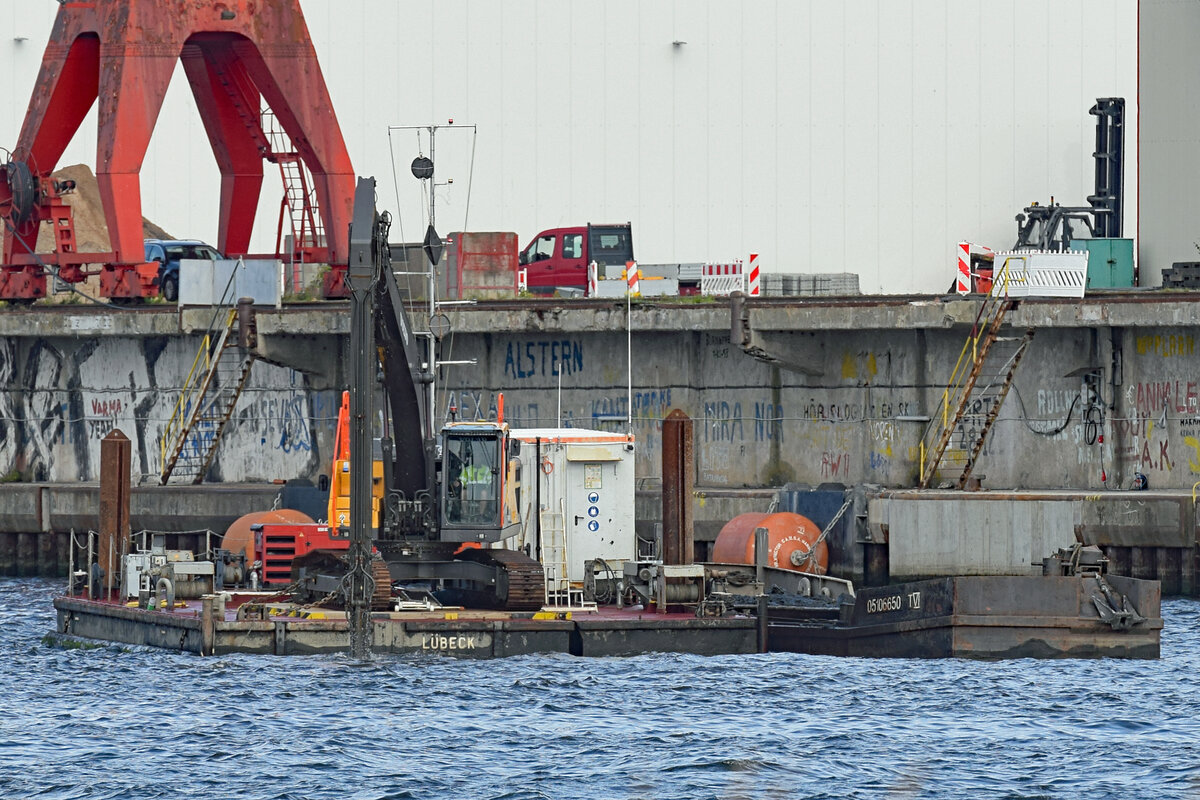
[2,577,1200,800]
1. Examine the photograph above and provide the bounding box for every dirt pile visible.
[34,163,173,253]
[26,164,172,301]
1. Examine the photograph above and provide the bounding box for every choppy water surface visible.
[3,578,1200,800]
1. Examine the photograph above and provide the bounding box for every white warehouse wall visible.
[1,0,1137,294]
[1139,0,1200,285]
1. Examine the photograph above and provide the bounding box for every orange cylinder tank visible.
[711,511,828,574]
[221,508,314,558]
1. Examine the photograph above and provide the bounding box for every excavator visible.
[288,177,544,611]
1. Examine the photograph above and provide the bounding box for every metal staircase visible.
[203,62,325,266]
[918,268,1035,489]
[159,309,255,484]
[262,108,325,261]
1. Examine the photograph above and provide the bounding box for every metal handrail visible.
[918,260,1015,485]
[159,308,238,480]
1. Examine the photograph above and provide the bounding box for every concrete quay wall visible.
[1,295,1199,494]
[0,483,283,577]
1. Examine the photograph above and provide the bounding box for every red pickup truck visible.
[518,223,634,294]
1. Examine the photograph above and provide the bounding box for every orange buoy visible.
[221,508,315,559]
[711,511,828,575]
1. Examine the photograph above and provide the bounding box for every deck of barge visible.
[52,593,759,658]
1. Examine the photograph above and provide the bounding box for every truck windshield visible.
[589,228,633,266]
[443,433,500,527]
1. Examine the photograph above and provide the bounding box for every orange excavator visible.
[326,391,384,531]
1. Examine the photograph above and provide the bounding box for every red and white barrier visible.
[518,268,528,293]
[625,260,640,296]
[700,261,745,296]
[956,241,995,295]
[956,242,971,295]
[587,261,597,296]
[748,252,760,296]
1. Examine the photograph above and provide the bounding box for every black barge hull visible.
[767,575,1162,659]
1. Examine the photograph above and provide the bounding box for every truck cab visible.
[518,223,633,293]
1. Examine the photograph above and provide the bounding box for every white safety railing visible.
[994,250,1089,299]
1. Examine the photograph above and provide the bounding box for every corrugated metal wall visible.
[0,0,1137,293]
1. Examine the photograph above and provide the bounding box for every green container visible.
[1077,238,1135,289]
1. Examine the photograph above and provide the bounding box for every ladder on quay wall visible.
[159,308,256,485]
[919,266,1035,489]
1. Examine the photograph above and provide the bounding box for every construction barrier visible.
[587,261,597,296]
[994,250,1089,299]
[956,241,996,295]
[748,252,761,296]
[700,261,745,296]
[625,260,640,297]
[956,242,971,295]
[517,268,528,293]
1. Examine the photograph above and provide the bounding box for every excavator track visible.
[371,559,393,610]
[454,548,546,611]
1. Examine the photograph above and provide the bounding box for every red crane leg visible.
[95,43,179,298]
[1,33,100,299]
[181,40,264,257]
[15,34,100,173]
[232,39,355,265]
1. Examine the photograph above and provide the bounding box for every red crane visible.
[0,0,356,302]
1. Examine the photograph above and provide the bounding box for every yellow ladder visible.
[918,262,1034,489]
[159,309,256,484]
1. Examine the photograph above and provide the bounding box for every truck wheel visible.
[162,275,178,302]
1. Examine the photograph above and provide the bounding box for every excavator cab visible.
[440,422,521,543]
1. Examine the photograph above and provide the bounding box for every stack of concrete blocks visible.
[764,273,860,297]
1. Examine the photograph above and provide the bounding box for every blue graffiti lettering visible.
[754,402,784,442]
[703,401,743,442]
[504,340,584,380]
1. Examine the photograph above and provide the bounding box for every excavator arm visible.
[342,177,543,610]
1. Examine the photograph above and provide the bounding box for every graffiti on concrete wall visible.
[1114,379,1199,475]
[0,338,18,479]
[24,343,65,482]
[223,365,325,481]
[0,337,330,484]
[1135,334,1194,359]
[503,339,585,380]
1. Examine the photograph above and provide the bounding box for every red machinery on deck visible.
[0,0,356,301]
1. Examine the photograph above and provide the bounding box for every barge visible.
[766,573,1162,660]
[50,560,1161,660]
[52,592,757,658]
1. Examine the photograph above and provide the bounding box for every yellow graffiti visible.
[1184,436,1200,474]
[1135,334,1195,358]
[841,352,879,381]
[841,352,856,380]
